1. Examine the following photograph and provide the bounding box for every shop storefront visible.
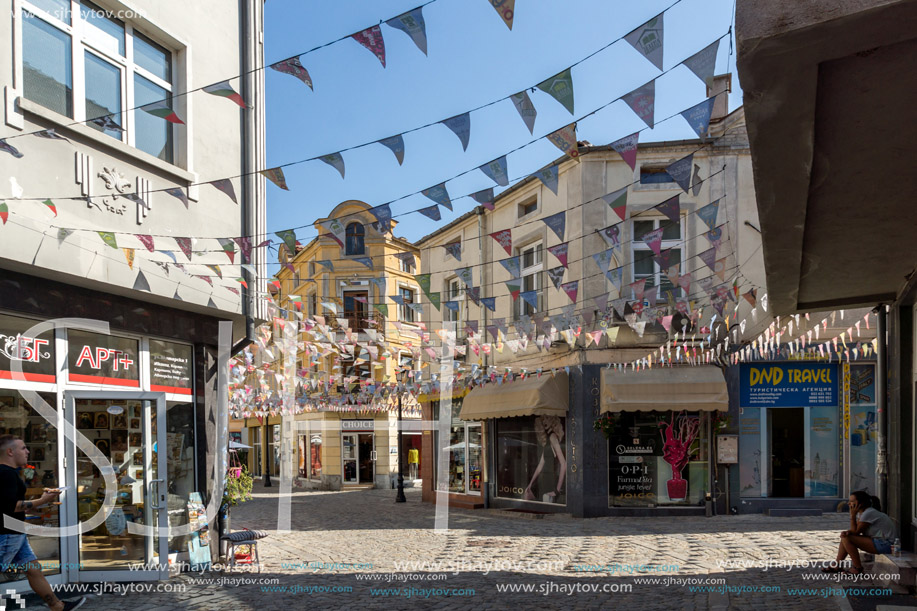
[0,269,231,586]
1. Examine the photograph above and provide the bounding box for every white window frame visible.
[444,276,462,325]
[517,194,539,220]
[515,240,543,319]
[398,285,416,324]
[631,216,685,300]
[17,0,177,162]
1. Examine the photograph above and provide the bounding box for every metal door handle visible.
[149,478,165,509]
[371,450,377,461]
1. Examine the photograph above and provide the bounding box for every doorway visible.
[768,407,804,497]
[342,432,375,485]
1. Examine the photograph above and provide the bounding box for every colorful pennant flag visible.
[174,237,193,260]
[422,183,452,210]
[141,101,184,124]
[480,155,509,186]
[547,243,568,268]
[537,68,575,115]
[698,246,718,272]
[532,165,559,195]
[547,266,566,289]
[490,230,512,255]
[610,132,639,171]
[472,188,495,210]
[602,186,628,221]
[233,237,252,262]
[217,238,236,263]
[369,203,393,233]
[270,56,313,90]
[665,154,694,193]
[418,205,441,221]
[680,97,716,140]
[457,266,474,288]
[275,229,297,254]
[165,187,188,208]
[210,179,238,204]
[481,297,496,312]
[206,264,223,279]
[684,39,720,87]
[625,14,665,70]
[0,140,23,158]
[56,227,73,243]
[697,199,720,231]
[520,290,538,310]
[34,129,70,142]
[428,292,441,311]
[606,267,623,291]
[499,256,521,278]
[546,124,579,159]
[133,271,151,292]
[510,91,537,134]
[40,199,57,217]
[386,7,427,55]
[261,167,289,190]
[203,80,246,108]
[0,203,8,225]
[441,113,471,151]
[641,227,664,256]
[598,224,620,248]
[561,281,579,303]
[622,80,656,129]
[378,134,405,165]
[98,231,118,249]
[488,0,515,30]
[136,235,155,252]
[542,211,566,240]
[444,241,462,261]
[319,153,345,179]
[352,25,386,67]
[655,194,680,223]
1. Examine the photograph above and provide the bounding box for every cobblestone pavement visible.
[13,487,908,610]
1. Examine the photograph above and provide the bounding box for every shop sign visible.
[739,363,837,407]
[0,314,55,383]
[150,339,193,395]
[341,420,374,430]
[608,418,660,507]
[67,330,139,387]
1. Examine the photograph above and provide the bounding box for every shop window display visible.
[433,399,481,495]
[0,390,61,577]
[496,415,567,504]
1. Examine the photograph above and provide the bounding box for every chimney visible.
[706,73,732,122]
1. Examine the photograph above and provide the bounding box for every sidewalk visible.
[13,486,915,610]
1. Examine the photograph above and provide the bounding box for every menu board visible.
[150,340,193,395]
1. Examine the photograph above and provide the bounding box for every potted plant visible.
[659,413,700,502]
[219,465,253,541]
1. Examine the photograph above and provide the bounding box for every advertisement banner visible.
[496,416,566,504]
[67,330,139,387]
[0,313,55,383]
[739,363,838,407]
[149,340,193,395]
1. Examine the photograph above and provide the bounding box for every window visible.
[399,287,415,323]
[309,292,317,318]
[516,242,543,319]
[21,1,176,162]
[345,222,365,255]
[343,291,368,330]
[632,218,682,302]
[640,165,675,184]
[293,271,301,288]
[518,197,538,218]
[308,261,316,276]
[444,277,462,324]
[498,416,566,504]
[399,253,415,273]
[433,399,481,496]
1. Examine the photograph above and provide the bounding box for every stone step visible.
[766,508,823,517]
[872,552,917,590]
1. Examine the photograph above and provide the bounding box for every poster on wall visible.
[67,330,140,387]
[0,313,55,383]
[807,406,839,496]
[496,416,566,504]
[187,492,211,570]
[849,364,877,495]
[739,363,837,407]
[606,414,660,507]
[150,340,193,395]
[738,408,762,497]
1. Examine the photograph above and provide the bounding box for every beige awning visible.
[459,372,568,420]
[602,366,728,413]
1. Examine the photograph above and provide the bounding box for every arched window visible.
[345,222,365,255]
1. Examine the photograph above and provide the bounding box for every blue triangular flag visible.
[418,205,441,221]
[499,256,521,278]
[422,183,452,210]
[542,211,566,240]
[680,97,716,140]
[385,7,427,55]
[520,290,539,311]
[441,113,471,151]
[378,135,405,165]
[665,154,693,193]
[369,204,393,233]
[443,301,460,313]
[481,297,496,312]
[479,155,509,187]
[531,165,559,195]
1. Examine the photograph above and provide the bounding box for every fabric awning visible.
[459,372,568,420]
[601,366,727,413]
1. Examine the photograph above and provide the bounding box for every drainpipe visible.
[876,306,887,510]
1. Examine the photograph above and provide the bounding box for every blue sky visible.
[263,0,741,274]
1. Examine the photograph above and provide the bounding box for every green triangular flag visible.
[428,292,441,311]
[413,273,432,298]
[537,68,575,115]
[373,303,389,317]
[98,231,119,249]
[275,229,297,254]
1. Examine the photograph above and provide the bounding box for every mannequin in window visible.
[523,416,566,502]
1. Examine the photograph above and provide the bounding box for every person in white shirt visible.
[823,490,897,575]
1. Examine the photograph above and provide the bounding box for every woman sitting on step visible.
[823,490,897,575]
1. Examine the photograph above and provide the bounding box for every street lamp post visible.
[396,368,406,503]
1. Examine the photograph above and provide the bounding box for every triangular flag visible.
[441,113,471,151]
[743,289,757,308]
[610,132,639,171]
[602,186,628,221]
[546,124,579,159]
[174,238,192,260]
[374,302,389,316]
[537,68,575,115]
[520,290,538,310]
[706,227,723,249]
[378,134,405,165]
[487,0,515,30]
[210,179,238,204]
[625,14,665,70]
[132,271,151,292]
[165,187,189,208]
[352,25,386,67]
[418,205,441,221]
[510,91,537,134]
[490,230,513,255]
[136,235,155,252]
[140,101,184,124]
[56,227,73,243]
[443,301,459,313]
[206,264,223,279]
[275,229,297,254]
[680,97,716,140]
[369,203,393,233]
[622,80,656,129]
[684,39,720,87]
[547,243,568,268]
[354,257,374,270]
[499,256,521,278]
[598,224,621,248]
[655,195,680,223]
[98,231,118,249]
[33,129,70,142]
[542,211,565,240]
[422,183,452,210]
[593,247,616,272]
[561,281,578,303]
[505,281,521,301]
[261,167,289,190]
[203,80,246,108]
[41,199,57,217]
[471,188,495,210]
[233,237,252,262]
[270,56,313,90]
[641,227,664,255]
[698,247,718,272]
[531,165,559,195]
[428,292,441,311]
[217,238,236,263]
[547,266,565,289]
[316,259,334,271]
[665,154,693,193]
[629,278,647,301]
[481,297,496,312]
[319,153,345,179]
[606,267,623,291]
[90,115,123,132]
[696,199,720,231]
[480,155,509,186]
[456,266,474,288]
[443,241,462,261]
[122,248,135,269]
[385,7,427,55]
[692,165,702,196]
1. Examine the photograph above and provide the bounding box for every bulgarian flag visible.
[42,199,57,217]
[141,100,184,124]
[203,80,246,108]
[0,203,7,225]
